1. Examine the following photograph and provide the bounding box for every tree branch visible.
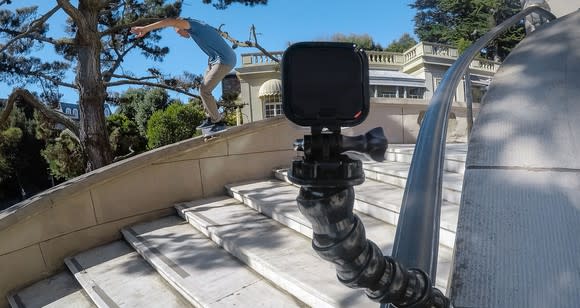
[100,18,164,37]
[109,74,157,81]
[56,0,84,25]
[32,72,78,89]
[29,33,74,47]
[106,80,201,99]
[214,24,280,63]
[0,89,80,138]
[0,5,61,54]
[102,42,139,82]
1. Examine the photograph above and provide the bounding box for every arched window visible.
[65,108,71,114]
[73,109,79,118]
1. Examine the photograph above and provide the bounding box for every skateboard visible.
[200,125,228,140]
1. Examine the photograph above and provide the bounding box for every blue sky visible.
[0,0,417,104]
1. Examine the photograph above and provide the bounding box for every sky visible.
[0,0,417,104]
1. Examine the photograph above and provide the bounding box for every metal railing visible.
[388,3,556,296]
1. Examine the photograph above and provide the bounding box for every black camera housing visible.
[282,42,370,129]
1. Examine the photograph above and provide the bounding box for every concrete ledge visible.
[0,116,303,307]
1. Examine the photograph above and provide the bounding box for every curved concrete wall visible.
[0,116,303,307]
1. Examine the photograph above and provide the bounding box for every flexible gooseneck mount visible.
[289,126,450,308]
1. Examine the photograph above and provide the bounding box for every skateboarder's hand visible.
[131,26,149,38]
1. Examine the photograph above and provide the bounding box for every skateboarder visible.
[131,17,236,135]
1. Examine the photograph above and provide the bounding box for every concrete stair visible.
[8,144,466,308]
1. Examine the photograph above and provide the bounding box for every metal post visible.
[464,72,474,136]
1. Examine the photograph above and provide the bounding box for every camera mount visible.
[289,126,450,307]
[283,42,450,307]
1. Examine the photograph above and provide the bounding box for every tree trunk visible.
[76,1,113,170]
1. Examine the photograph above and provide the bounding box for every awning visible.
[369,70,426,88]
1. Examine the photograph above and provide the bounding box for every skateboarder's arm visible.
[131,18,190,38]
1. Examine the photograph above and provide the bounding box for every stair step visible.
[272,172,458,248]
[176,197,379,308]
[65,241,192,308]
[362,161,463,204]
[385,144,467,174]
[122,215,305,307]
[225,179,452,289]
[8,272,95,308]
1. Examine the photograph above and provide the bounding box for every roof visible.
[369,70,426,87]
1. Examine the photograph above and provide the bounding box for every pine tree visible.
[0,1,205,170]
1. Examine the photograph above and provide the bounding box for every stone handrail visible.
[390,5,556,283]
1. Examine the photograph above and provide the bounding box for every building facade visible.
[232,42,498,121]
[228,42,499,143]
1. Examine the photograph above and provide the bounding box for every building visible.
[60,102,113,120]
[232,42,499,123]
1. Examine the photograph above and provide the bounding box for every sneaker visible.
[196,117,213,130]
[203,121,228,137]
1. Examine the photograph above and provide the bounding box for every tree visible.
[146,100,205,149]
[410,0,524,60]
[385,33,418,52]
[329,33,384,51]
[0,1,203,171]
[107,113,146,158]
[0,1,274,173]
[0,102,52,201]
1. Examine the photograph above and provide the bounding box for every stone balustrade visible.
[241,42,500,73]
[241,52,283,66]
[367,50,405,65]
[470,58,500,73]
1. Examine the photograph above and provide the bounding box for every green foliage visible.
[385,33,418,52]
[107,113,146,157]
[41,132,86,180]
[329,33,384,51]
[115,87,171,137]
[146,102,206,149]
[0,104,53,201]
[410,0,524,60]
[0,127,22,181]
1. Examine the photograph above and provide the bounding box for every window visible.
[434,77,442,89]
[65,107,71,114]
[377,86,397,98]
[407,87,425,99]
[73,109,79,118]
[263,96,283,118]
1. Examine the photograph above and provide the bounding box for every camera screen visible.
[282,43,369,127]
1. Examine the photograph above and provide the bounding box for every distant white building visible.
[60,102,112,120]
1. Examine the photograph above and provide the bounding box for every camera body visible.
[281,42,370,129]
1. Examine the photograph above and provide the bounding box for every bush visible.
[146,102,206,149]
[107,113,146,157]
